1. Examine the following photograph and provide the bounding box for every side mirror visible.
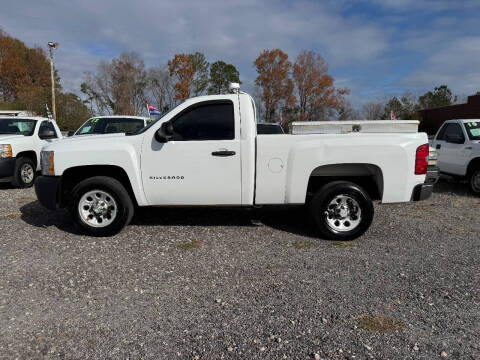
[67,130,75,137]
[155,121,174,143]
[39,130,55,139]
[445,133,464,144]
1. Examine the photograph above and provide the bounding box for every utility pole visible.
[48,42,59,120]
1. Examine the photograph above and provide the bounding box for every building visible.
[418,94,480,135]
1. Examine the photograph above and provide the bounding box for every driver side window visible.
[171,101,234,141]
[443,123,464,143]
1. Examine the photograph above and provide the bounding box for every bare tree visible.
[146,65,176,113]
[81,52,147,115]
[362,101,385,120]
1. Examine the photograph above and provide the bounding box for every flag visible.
[390,110,397,120]
[147,104,162,117]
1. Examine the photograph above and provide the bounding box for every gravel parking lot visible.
[1,178,479,359]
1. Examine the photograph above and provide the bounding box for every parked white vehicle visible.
[35,86,433,238]
[70,116,150,136]
[431,119,480,194]
[0,117,62,188]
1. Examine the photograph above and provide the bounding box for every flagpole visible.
[146,104,150,119]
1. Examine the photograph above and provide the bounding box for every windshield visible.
[0,118,37,136]
[75,117,145,135]
[465,121,480,141]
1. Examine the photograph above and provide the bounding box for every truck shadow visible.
[19,200,315,237]
[19,201,78,233]
[433,176,476,197]
[132,205,316,237]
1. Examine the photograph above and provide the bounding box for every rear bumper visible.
[34,176,61,210]
[0,157,16,179]
[411,166,439,201]
[425,166,439,185]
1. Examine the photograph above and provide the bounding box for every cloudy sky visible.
[1,0,479,107]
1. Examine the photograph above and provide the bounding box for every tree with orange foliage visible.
[254,49,295,123]
[293,50,349,121]
[168,54,195,101]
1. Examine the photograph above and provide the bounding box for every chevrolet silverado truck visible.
[431,119,480,195]
[0,117,62,188]
[35,86,433,239]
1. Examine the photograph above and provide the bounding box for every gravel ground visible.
[1,177,479,359]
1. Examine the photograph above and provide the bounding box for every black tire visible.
[308,181,374,241]
[68,176,134,237]
[12,157,36,188]
[469,169,480,195]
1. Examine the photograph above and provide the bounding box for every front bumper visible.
[34,176,61,210]
[0,157,16,179]
[411,166,439,201]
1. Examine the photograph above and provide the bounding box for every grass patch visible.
[357,315,405,333]
[0,212,22,219]
[177,240,202,250]
[331,241,357,248]
[293,240,316,249]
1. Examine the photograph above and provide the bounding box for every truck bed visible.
[255,132,428,205]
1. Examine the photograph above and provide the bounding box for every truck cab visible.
[0,117,62,187]
[35,88,431,239]
[431,119,480,194]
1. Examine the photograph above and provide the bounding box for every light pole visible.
[48,42,59,120]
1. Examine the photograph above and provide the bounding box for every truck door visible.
[141,99,242,205]
[433,122,468,175]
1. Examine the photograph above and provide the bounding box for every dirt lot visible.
[1,178,479,359]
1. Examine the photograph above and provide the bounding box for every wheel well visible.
[59,165,137,207]
[16,151,37,168]
[307,163,384,201]
[466,158,480,176]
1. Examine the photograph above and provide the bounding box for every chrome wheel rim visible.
[472,171,480,192]
[325,194,362,232]
[20,163,34,184]
[78,190,117,228]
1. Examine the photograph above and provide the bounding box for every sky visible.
[1,0,479,108]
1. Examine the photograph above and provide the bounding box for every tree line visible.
[0,30,475,130]
[80,52,241,117]
[0,30,91,129]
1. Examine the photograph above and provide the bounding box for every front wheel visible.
[68,176,134,236]
[309,181,374,241]
[12,157,36,188]
[469,169,480,195]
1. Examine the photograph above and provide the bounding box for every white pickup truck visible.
[0,117,62,187]
[431,119,480,194]
[35,87,433,239]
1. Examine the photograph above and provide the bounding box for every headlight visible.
[0,144,12,158]
[41,151,55,175]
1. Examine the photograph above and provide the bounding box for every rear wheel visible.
[68,176,134,236]
[309,181,374,241]
[12,157,36,188]
[469,169,480,195]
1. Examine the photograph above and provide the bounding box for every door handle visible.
[436,144,441,149]
[211,150,236,157]
[465,146,472,150]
